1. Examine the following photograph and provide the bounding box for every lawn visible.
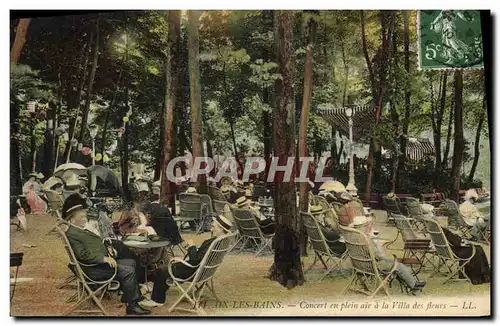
[9,210,490,317]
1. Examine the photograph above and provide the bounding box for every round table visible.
[123,239,171,292]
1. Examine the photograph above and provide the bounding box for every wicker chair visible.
[252,184,269,201]
[177,193,204,233]
[207,186,227,202]
[230,207,274,257]
[339,224,398,300]
[312,195,339,230]
[422,218,476,284]
[382,196,403,224]
[444,199,489,244]
[301,212,347,281]
[405,197,428,234]
[167,232,237,315]
[55,225,120,315]
[44,189,64,219]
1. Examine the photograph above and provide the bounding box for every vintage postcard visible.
[9,9,491,317]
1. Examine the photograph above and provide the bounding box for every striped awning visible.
[384,138,436,162]
[319,104,376,142]
[406,138,435,161]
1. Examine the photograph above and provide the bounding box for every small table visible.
[123,239,171,292]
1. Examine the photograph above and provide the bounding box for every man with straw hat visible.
[309,205,346,256]
[62,193,155,314]
[165,215,233,293]
[235,196,275,235]
[350,215,426,294]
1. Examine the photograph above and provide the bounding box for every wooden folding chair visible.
[10,252,24,301]
[55,226,119,315]
[167,232,237,315]
[230,207,274,257]
[301,212,347,281]
[339,224,399,300]
[382,196,403,224]
[422,218,476,284]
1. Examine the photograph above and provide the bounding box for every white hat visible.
[351,215,370,227]
[65,173,82,187]
[185,187,197,194]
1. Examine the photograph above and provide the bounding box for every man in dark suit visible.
[166,215,233,289]
[62,193,152,315]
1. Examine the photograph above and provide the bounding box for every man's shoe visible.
[138,298,163,308]
[414,281,426,289]
[126,303,151,315]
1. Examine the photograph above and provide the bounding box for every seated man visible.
[62,193,154,315]
[351,215,426,294]
[166,215,233,291]
[235,196,275,235]
[459,193,488,241]
[309,205,346,257]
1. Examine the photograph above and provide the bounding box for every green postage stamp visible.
[418,10,484,70]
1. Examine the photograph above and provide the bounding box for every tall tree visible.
[160,10,181,209]
[397,10,411,190]
[11,18,31,63]
[187,10,205,190]
[268,10,304,289]
[468,95,486,183]
[450,70,464,201]
[64,33,92,163]
[362,10,396,196]
[298,12,316,254]
[431,71,447,188]
[442,91,454,170]
[77,17,100,152]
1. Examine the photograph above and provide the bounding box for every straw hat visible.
[212,214,233,233]
[185,187,197,194]
[236,196,250,207]
[351,215,370,227]
[220,185,233,193]
[244,189,252,197]
[310,205,324,215]
[28,172,44,179]
[319,181,346,193]
[220,176,232,186]
[387,192,396,199]
[65,173,82,188]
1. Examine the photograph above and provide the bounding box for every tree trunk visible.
[10,99,22,194]
[442,87,454,170]
[268,10,304,289]
[30,119,36,172]
[397,10,411,190]
[11,18,31,63]
[433,72,447,188]
[330,127,337,166]
[298,14,316,256]
[450,71,464,202]
[467,97,486,184]
[160,10,181,209]
[187,10,205,190]
[229,120,238,158]
[64,33,92,163]
[41,105,55,178]
[122,87,131,202]
[101,55,126,165]
[77,16,100,163]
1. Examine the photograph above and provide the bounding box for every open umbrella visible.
[87,165,122,197]
[54,163,87,178]
[319,180,346,193]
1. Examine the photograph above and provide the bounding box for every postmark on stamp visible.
[418,10,484,70]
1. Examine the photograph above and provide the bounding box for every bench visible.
[358,193,382,209]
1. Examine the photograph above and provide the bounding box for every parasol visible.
[54,163,87,179]
[319,180,346,193]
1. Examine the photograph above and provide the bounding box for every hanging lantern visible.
[27,101,36,113]
[103,154,110,163]
[145,117,151,123]
[70,139,78,147]
[77,143,83,151]
[48,119,53,129]
[81,147,91,155]
[123,116,129,123]
[95,153,103,161]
